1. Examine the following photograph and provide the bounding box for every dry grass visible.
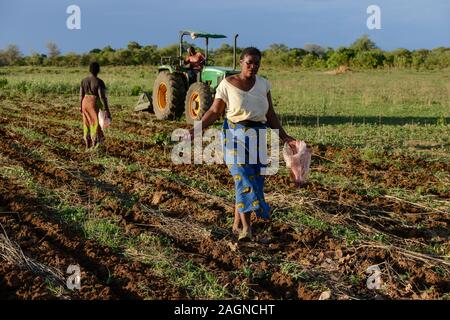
[0,224,65,285]
[138,203,212,242]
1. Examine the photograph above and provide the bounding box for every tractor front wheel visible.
[184,82,212,124]
[152,71,186,120]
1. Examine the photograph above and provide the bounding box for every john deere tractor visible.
[136,30,239,124]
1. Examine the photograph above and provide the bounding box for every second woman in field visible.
[79,62,111,150]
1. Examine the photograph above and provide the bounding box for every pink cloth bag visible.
[283,140,312,187]
[98,110,111,129]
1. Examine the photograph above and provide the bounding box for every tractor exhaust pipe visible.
[179,31,184,67]
[233,34,239,70]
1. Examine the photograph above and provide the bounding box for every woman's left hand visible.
[281,135,297,151]
[281,134,295,143]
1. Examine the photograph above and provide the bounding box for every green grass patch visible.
[280,261,309,281]
[83,217,124,249]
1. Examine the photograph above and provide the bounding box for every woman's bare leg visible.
[240,212,252,235]
[232,206,241,233]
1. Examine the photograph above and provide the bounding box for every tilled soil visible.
[0,98,449,300]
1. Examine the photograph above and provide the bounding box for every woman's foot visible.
[232,225,242,235]
[238,228,252,241]
[232,215,242,235]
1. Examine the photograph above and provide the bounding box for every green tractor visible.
[136,30,240,123]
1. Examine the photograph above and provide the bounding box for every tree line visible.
[0,35,449,70]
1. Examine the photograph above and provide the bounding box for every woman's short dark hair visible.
[89,62,100,75]
[240,47,262,60]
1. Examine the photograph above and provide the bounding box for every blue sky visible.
[0,0,449,54]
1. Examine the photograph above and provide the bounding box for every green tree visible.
[0,44,23,65]
[80,53,92,66]
[302,54,317,68]
[327,47,355,67]
[424,47,450,69]
[157,44,179,63]
[127,41,142,51]
[26,51,45,65]
[140,45,158,64]
[268,43,289,52]
[411,49,430,69]
[102,45,115,53]
[215,43,233,55]
[46,42,60,58]
[63,52,81,66]
[350,35,378,52]
[353,49,385,69]
[304,44,325,57]
[391,48,411,68]
[113,49,133,65]
[284,48,307,66]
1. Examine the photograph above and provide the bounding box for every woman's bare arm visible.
[98,86,111,116]
[189,98,226,136]
[266,91,294,144]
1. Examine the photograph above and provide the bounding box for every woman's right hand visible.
[181,98,225,142]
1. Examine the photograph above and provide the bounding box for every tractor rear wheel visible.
[184,82,212,124]
[152,71,186,120]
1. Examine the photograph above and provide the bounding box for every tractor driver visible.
[184,46,205,83]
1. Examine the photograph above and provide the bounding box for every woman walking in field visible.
[188,47,296,241]
[80,62,111,149]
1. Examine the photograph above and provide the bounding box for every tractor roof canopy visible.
[180,30,227,39]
